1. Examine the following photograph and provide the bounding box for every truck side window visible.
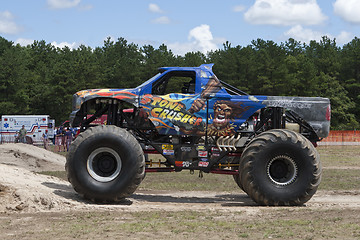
[152,71,196,95]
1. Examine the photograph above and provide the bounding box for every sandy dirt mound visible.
[0,143,74,212]
[0,143,65,172]
[0,164,77,212]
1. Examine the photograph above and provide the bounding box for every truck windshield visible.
[137,73,161,89]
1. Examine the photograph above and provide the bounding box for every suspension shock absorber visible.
[271,107,283,129]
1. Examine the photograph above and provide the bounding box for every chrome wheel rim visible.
[87,147,122,182]
[267,155,298,186]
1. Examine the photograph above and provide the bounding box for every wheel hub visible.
[87,147,122,182]
[267,155,297,186]
[97,155,116,173]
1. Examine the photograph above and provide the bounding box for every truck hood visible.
[72,88,140,112]
[70,88,140,127]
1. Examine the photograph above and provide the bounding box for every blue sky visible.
[1,0,360,55]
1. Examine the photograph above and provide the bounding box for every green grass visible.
[139,171,240,192]
[317,146,360,190]
[317,146,360,168]
[1,209,360,240]
[320,169,360,190]
[47,144,68,157]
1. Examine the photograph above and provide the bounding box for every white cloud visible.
[51,41,78,49]
[151,16,170,24]
[334,0,360,24]
[233,5,246,12]
[149,4,169,24]
[15,38,34,46]
[244,0,327,26]
[168,24,220,55]
[47,0,81,9]
[149,3,163,13]
[335,31,354,45]
[284,25,353,45]
[0,11,22,34]
[284,25,323,42]
[16,38,79,49]
[167,42,195,56]
[188,24,218,52]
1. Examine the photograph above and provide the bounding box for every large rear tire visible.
[66,125,145,202]
[231,156,244,191]
[239,129,321,206]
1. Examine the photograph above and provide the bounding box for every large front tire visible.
[239,129,321,206]
[66,125,145,202]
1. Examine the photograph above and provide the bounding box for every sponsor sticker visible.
[196,145,206,151]
[182,161,191,167]
[181,146,192,152]
[198,161,209,167]
[162,144,173,150]
[198,150,208,157]
[175,161,183,167]
[175,161,191,167]
[163,149,174,155]
[211,147,220,157]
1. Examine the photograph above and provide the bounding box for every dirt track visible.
[0,143,360,214]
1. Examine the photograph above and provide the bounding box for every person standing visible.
[18,125,27,143]
[60,126,66,152]
[65,127,73,151]
[42,130,49,150]
[55,127,63,152]
[14,131,19,143]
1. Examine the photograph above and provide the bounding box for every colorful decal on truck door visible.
[141,94,205,134]
[207,100,253,136]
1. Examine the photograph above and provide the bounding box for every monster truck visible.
[66,64,330,206]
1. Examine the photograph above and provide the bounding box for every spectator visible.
[55,127,64,152]
[60,126,66,152]
[18,125,27,143]
[65,127,73,151]
[14,131,19,143]
[42,130,49,150]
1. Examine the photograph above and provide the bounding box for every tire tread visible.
[239,129,322,206]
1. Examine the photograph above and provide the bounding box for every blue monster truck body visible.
[67,64,330,206]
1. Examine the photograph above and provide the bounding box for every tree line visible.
[0,36,359,130]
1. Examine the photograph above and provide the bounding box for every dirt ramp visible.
[0,143,65,172]
[0,164,79,213]
[0,143,72,213]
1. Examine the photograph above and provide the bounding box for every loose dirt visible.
[0,143,359,214]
